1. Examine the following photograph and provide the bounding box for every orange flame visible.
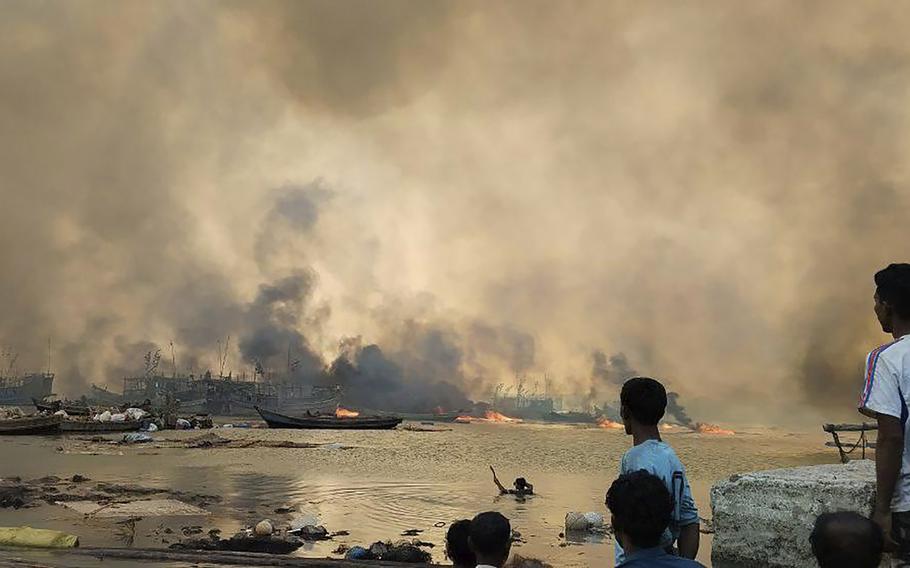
[484,410,521,423]
[335,407,360,418]
[694,422,734,436]
[597,417,624,430]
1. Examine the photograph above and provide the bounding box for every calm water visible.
[0,422,835,567]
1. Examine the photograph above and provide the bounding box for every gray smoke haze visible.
[2,1,910,423]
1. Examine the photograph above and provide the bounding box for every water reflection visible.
[0,423,832,567]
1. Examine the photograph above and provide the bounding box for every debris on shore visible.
[343,540,433,563]
[57,433,340,454]
[0,475,219,511]
[171,517,331,554]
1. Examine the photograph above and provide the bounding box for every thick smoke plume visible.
[2,1,910,422]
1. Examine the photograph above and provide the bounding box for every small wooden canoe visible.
[255,406,402,430]
[32,398,92,417]
[0,414,63,435]
[60,420,141,433]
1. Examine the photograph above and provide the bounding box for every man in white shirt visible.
[469,511,511,568]
[858,263,910,564]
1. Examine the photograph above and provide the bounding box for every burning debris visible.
[334,407,360,419]
[694,423,735,436]
[596,418,624,430]
[454,410,522,424]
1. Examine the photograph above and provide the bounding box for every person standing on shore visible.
[858,263,910,562]
[613,377,700,565]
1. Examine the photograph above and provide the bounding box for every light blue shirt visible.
[614,439,699,565]
[617,546,705,567]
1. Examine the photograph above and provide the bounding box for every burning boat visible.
[255,406,403,430]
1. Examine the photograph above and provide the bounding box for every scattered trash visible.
[95,411,112,423]
[171,528,304,554]
[342,540,433,563]
[124,408,148,421]
[175,418,192,430]
[59,499,209,518]
[70,475,89,483]
[0,408,24,420]
[331,530,350,537]
[121,433,152,444]
[53,410,68,417]
[345,545,371,560]
[565,511,605,532]
[290,514,319,530]
[254,520,274,537]
[273,506,294,514]
[297,525,329,540]
[401,528,423,536]
[143,423,159,433]
[0,527,79,549]
[181,526,203,536]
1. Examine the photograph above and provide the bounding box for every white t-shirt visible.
[858,334,910,512]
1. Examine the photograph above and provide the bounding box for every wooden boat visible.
[33,398,92,416]
[255,406,402,430]
[60,420,140,433]
[0,414,63,435]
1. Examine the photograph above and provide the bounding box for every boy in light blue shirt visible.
[611,377,700,565]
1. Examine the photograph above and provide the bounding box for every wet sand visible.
[0,422,834,567]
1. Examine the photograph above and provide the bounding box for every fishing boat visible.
[60,420,140,433]
[255,406,402,430]
[33,398,92,417]
[0,414,63,435]
[0,373,54,406]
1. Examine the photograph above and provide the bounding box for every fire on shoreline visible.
[454,410,522,424]
[335,407,360,419]
[484,410,521,423]
[694,422,735,436]
[597,418,624,430]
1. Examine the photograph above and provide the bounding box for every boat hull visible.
[255,406,402,430]
[0,414,63,435]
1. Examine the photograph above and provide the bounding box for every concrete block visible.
[711,460,875,568]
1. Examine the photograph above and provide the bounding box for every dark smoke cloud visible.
[238,271,324,379]
[327,336,471,412]
[665,391,694,428]
[591,351,637,386]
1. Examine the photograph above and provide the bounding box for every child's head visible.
[446,519,476,568]
[620,377,666,431]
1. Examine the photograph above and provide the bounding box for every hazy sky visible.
[1,1,908,424]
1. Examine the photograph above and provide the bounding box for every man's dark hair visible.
[514,478,528,489]
[876,263,910,319]
[446,519,476,567]
[606,470,672,549]
[620,377,667,425]
[810,512,883,568]
[470,511,511,557]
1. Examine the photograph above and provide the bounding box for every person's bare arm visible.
[490,466,507,493]
[677,522,700,559]
[874,413,904,548]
